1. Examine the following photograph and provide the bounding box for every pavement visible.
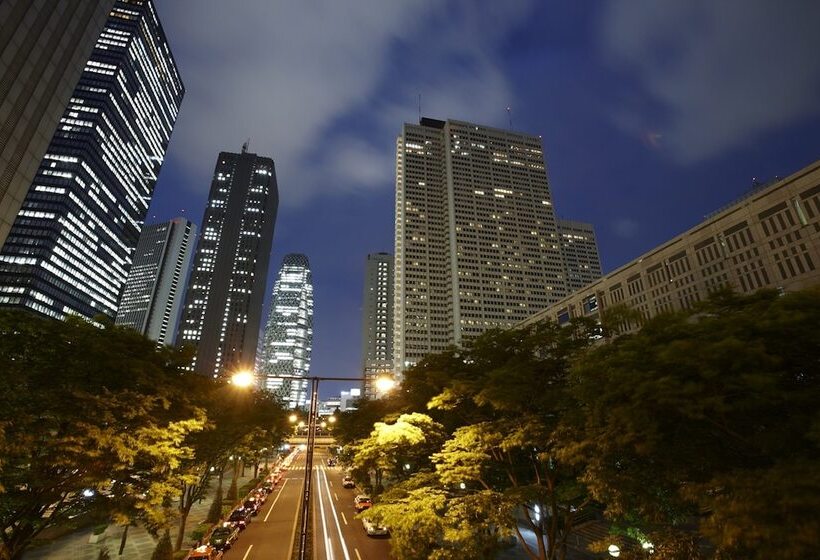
[22,467,260,560]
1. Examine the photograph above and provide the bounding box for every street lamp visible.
[608,544,621,557]
[289,413,298,424]
[230,370,255,388]
[327,415,336,424]
[374,374,396,393]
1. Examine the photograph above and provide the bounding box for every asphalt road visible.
[222,450,306,560]
[312,448,392,560]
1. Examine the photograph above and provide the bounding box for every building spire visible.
[242,138,250,153]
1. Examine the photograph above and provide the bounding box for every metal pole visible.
[297,377,319,560]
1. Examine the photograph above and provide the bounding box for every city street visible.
[312,449,392,560]
[222,451,306,560]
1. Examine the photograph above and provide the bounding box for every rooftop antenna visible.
[242,138,250,153]
[506,106,513,130]
[418,93,422,122]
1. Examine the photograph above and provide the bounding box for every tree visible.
[150,530,173,560]
[566,288,820,559]
[0,311,205,560]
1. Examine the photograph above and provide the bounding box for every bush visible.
[92,524,108,536]
[189,523,209,545]
[150,530,172,560]
[206,486,223,524]
[226,479,238,502]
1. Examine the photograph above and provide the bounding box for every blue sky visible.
[150,0,820,397]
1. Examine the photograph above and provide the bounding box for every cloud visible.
[156,0,534,207]
[599,0,820,163]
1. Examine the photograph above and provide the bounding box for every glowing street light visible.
[327,416,336,424]
[230,370,254,388]
[289,414,298,423]
[374,375,396,393]
[608,544,621,557]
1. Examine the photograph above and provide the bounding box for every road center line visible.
[320,466,352,560]
[354,548,362,560]
[341,511,347,525]
[334,492,339,501]
[316,467,335,560]
[241,544,253,560]
[264,477,289,522]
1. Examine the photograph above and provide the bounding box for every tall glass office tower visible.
[0,0,184,319]
[178,148,279,378]
[260,254,313,407]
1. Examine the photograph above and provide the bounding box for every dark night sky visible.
[150,0,820,398]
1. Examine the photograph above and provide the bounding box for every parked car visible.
[228,507,252,530]
[342,475,355,489]
[187,545,223,560]
[354,494,372,512]
[262,480,274,493]
[243,497,261,515]
[253,488,268,503]
[361,516,389,537]
[209,524,239,550]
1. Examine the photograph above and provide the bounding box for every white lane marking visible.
[334,492,339,501]
[319,466,352,560]
[241,544,253,560]
[341,512,347,526]
[316,467,335,560]
[354,549,362,560]
[264,478,289,522]
[285,456,306,560]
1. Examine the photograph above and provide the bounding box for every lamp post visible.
[272,373,395,560]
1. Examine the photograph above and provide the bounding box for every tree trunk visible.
[175,510,189,552]
[118,524,129,555]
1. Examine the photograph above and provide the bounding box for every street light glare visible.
[289,414,298,423]
[374,375,396,392]
[231,370,254,388]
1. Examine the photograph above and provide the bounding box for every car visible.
[262,480,274,493]
[354,494,372,512]
[187,545,224,560]
[243,498,261,515]
[254,488,268,503]
[342,475,355,489]
[208,524,238,550]
[361,516,389,537]
[327,458,336,467]
[228,507,252,530]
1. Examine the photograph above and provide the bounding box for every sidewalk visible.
[23,468,259,560]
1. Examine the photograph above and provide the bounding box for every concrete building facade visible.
[0,0,115,248]
[178,148,279,378]
[115,218,195,345]
[393,117,567,371]
[558,219,602,293]
[360,252,393,398]
[520,159,820,330]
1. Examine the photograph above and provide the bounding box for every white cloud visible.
[599,0,820,163]
[157,0,533,207]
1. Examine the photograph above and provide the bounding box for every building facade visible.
[177,148,279,378]
[557,219,602,293]
[360,252,393,398]
[0,0,183,319]
[0,0,115,248]
[520,159,820,330]
[393,117,566,371]
[115,218,195,345]
[259,253,313,407]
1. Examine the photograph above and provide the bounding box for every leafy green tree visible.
[0,311,205,560]
[566,288,820,559]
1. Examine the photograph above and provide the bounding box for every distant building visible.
[520,159,820,330]
[259,254,314,407]
[0,0,115,248]
[360,253,393,398]
[318,388,361,415]
[393,117,568,371]
[557,219,602,293]
[115,218,196,345]
[0,0,184,319]
[178,148,279,378]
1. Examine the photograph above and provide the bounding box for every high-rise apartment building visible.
[393,118,566,371]
[557,219,602,293]
[360,252,393,398]
[521,159,820,331]
[0,0,115,248]
[259,253,313,407]
[178,148,279,378]
[115,218,195,345]
[0,0,183,319]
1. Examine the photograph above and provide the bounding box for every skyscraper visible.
[393,118,567,371]
[360,252,393,398]
[178,148,279,378]
[557,219,602,294]
[0,0,184,319]
[0,0,115,248]
[115,218,196,345]
[259,254,314,407]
